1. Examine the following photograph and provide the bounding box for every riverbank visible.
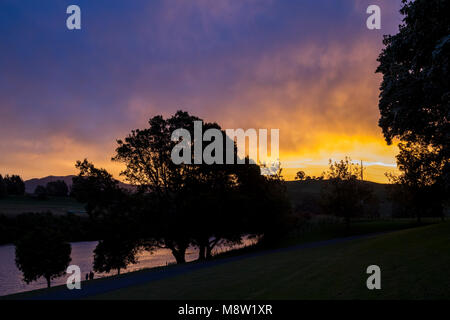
[5,219,446,300]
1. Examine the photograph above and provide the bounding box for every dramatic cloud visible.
[0,0,403,181]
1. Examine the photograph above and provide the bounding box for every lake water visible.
[0,238,256,297]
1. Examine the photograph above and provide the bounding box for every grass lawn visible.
[90,222,450,300]
[0,195,85,216]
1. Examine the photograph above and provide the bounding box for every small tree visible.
[15,217,71,288]
[295,171,306,181]
[93,236,140,275]
[34,185,48,200]
[321,158,373,231]
[46,180,69,197]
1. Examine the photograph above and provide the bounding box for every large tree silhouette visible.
[113,111,289,262]
[376,0,449,198]
[113,111,246,263]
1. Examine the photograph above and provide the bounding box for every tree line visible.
[34,180,70,199]
[0,174,25,197]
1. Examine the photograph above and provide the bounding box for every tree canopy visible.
[14,213,72,288]
[321,158,374,229]
[376,0,449,198]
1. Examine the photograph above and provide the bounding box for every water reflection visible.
[0,238,256,296]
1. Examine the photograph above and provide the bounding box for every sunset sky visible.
[0,0,404,183]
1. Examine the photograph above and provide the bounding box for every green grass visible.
[90,222,450,300]
[0,195,85,216]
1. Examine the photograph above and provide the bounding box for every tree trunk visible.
[198,244,206,261]
[46,276,51,288]
[172,247,186,264]
[206,245,213,260]
[117,268,120,275]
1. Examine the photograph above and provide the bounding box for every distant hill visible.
[24,175,134,194]
[285,179,393,217]
[24,176,76,194]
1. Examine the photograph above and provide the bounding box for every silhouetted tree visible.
[72,160,143,272]
[377,0,449,202]
[295,171,306,181]
[255,168,293,246]
[46,180,69,197]
[386,140,445,222]
[72,160,124,220]
[93,236,140,275]
[4,175,25,195]
[113,111,244,263]
[15,214,71,288]
[34,185,48,200]
[113,111,292,262]
[0,174,7,198]
[321,158,374,230]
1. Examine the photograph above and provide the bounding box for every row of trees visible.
[0,174,25,197]
[34,180,69,199]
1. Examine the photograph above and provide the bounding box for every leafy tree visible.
[386,140,445,222]
[93,236,140,275]
[376,0,450,199]
[295,171,306,181]
[72,160,124,220]
[46,180,69,197]
[72,160,143,272]
[15,214,71,288]
[34,185,48,200]
[4,175,25,195]
[321,158,374,230]
[113,111,290,262]
[113,111,243,263]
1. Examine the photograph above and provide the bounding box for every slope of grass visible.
[91,222,450,300]
[285,180,393,217]
[0,195,85,216]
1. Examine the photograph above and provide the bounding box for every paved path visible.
[20,232,386,300]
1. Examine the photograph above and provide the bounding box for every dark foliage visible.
[34,185,48,200]
[3,174,25,196]
[0,175,7,198]
[112,111,292,262]
[321,158,375,229]
[46,180,69,197]
[14,213,72,288]
[377,0,450,204]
